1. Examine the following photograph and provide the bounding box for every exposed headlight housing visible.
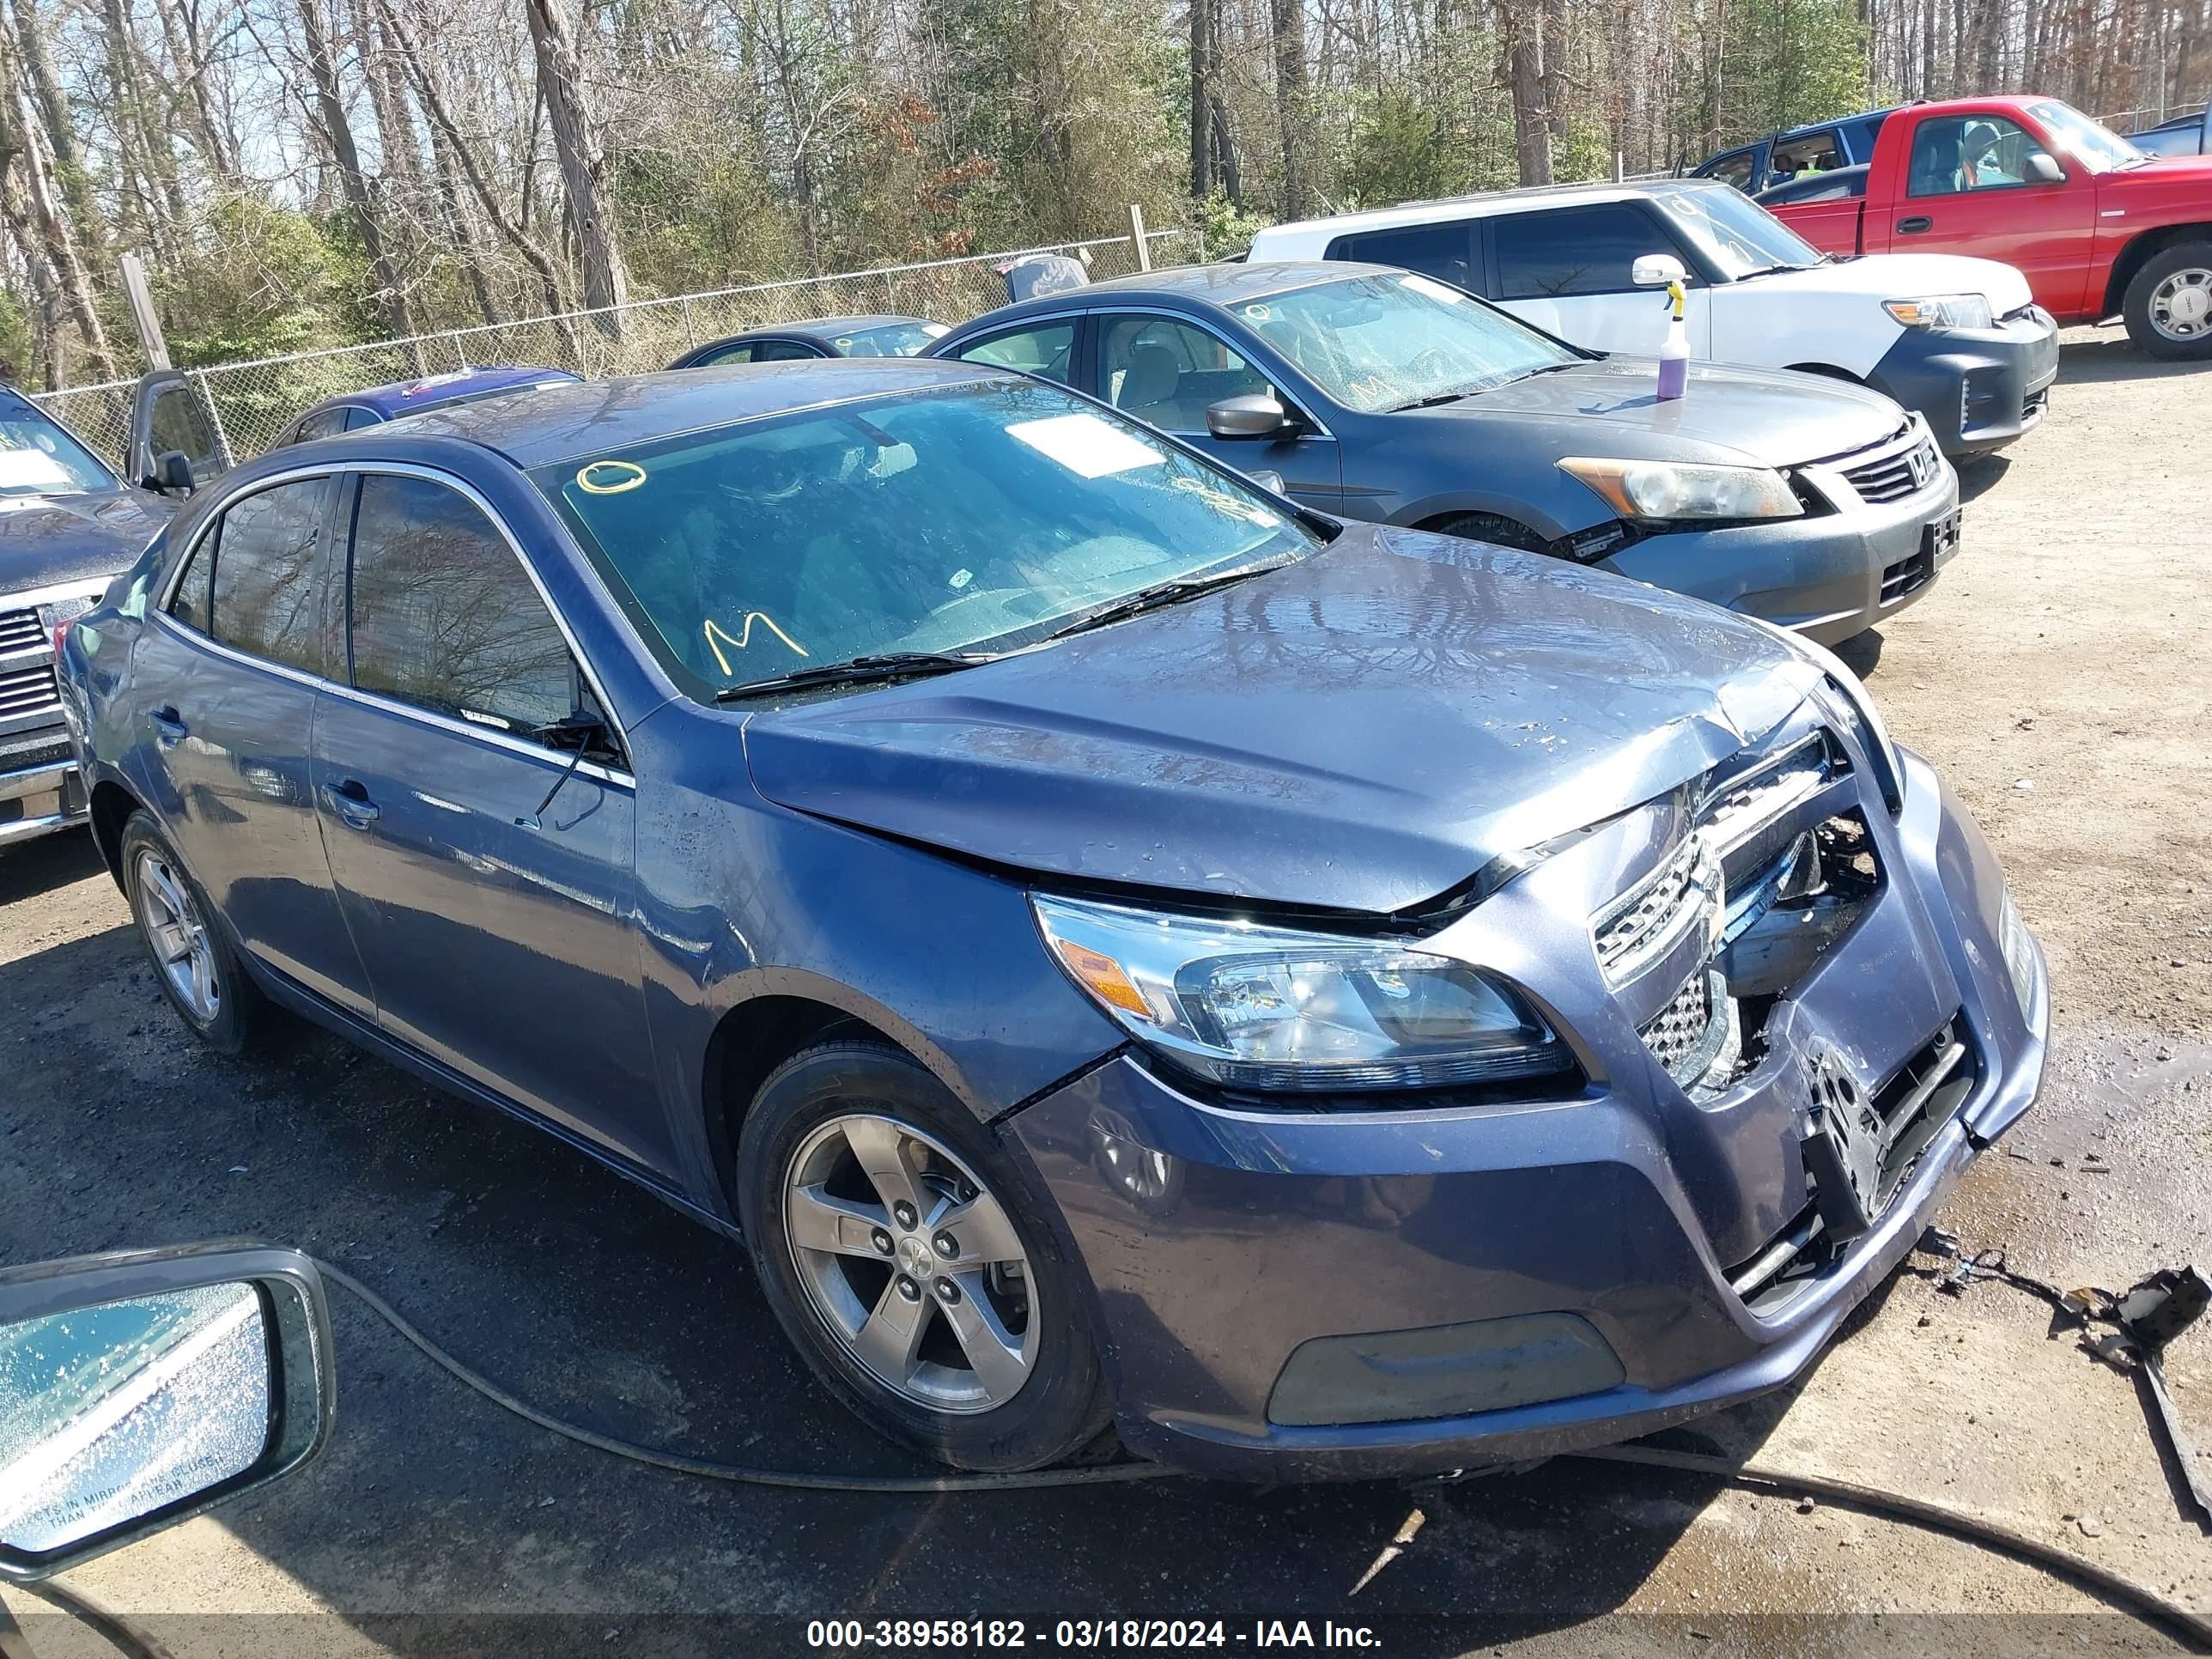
[1557,458,1802,522]
[1032,894,1571,1094]
[1743,618,1906,815]
[1883,294,1996,330]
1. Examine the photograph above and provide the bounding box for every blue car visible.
[59,360,2046,1479]
[267,366,580,448]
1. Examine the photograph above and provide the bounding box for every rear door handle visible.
[320,778,380,828]
[1897,216,1933,234]
[149,706,187,745]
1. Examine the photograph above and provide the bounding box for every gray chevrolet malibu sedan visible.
[62,362,2042,1479]
[932,262,1962,644]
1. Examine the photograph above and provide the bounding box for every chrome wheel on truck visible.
[2148,266,2212,343]
[2124,242,2212,361]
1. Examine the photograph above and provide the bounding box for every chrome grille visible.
[1591,836,1720,988]
[1841,433,1941,504]
[0,661,60,720]
[1639,967,1731,1085]
[0,607,45,654]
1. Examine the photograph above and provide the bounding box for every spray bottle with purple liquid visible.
[1656,276,1689,402]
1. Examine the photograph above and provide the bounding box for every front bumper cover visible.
[1869,310,2060,458]
[1006,750,2045,1482]
[1597,457,1960,647]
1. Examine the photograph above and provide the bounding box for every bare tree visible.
[525,0,628,330]
[294,0,417,341]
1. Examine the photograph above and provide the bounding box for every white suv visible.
[1248,179,2059,458]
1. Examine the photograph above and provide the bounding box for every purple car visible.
[59,360,2045,1480]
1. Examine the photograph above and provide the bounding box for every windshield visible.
[1230,272,1579,412]
[534,380,1324,697]
[2027,100,2144,172]
[0,406,119,496]
[1651,185,1825,278]
[830,321,949,358]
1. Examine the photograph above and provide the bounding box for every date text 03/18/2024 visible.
[804,1620,1383,1649]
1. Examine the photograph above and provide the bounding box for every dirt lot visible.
[2,327,2208,1656]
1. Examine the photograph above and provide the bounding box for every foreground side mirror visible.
[1632,252,1688,288]
[1206,394,1292,441]
[143,450,196,496]
[2025,152,2065,185]
[0,1243,333,1583]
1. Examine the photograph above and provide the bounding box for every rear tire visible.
[2122,241,2212,360]
[118,810,263,1055]
[734,1041,1114,1472]
[1427,512,1553,556]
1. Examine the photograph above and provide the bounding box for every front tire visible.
[119,810,262,1054]
[1427,512,1553,556]
[734,1042,1114,1471]
[2123,242,2212,360]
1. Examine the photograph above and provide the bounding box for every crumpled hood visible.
[743,526,1824,915]
[0,489,168,599]
[1446,357,1904,468]
[1766,251,2034,315]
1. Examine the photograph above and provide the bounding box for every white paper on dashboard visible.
[1006,413,1164,479]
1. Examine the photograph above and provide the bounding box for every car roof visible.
[379,357,1013,467]
[1774,105,1899,142]
[302,365,580,423]
[728,314,932,343]
[1249,181,1723,249]
[951,260,1395,333]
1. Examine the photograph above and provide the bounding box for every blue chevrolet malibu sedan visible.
[58,360,2045,1478]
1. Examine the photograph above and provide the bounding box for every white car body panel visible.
[1249,200,2035,380]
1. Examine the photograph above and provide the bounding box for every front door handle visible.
[1897,216,1933,234]
[320,778,380,828]
[149,706,187,746]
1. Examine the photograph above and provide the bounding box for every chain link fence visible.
[33,228,1200,472]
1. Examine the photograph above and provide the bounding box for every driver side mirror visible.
[143,450,196,496]
[2025,152,2065,185]
[1206,394,1294,441]
[0,1243,333,1583]
[1632,252,1688,288]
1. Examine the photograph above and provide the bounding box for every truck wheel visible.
[2122,242,2212,360]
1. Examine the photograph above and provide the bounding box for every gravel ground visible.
[1,326,2207,1656]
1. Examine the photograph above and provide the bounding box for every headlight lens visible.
[1032,894,1571,1093]
[1883,294,1996,330]
[1557,458,1802,521]
[1997,889,2038,1014]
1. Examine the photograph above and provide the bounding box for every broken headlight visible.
[1032,894,1571,1093]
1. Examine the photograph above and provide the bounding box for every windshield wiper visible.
[1735,262,1817,279]
[714,651,989,701]
[1389,388,1480,411]
[1042,557,1296,641]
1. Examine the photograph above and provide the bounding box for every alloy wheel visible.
[134,848,219,1022]
[781,1113,1038,1413]
[2149,266,2212,342]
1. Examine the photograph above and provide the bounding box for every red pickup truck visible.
[1767,95,2212,359]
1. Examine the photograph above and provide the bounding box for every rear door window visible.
[1493,204,1671,298]
[343,472,577,738]
[198,478,331,675]
[288,408,348,445]
[750,340,820,362]
[1325,222,1478,291]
